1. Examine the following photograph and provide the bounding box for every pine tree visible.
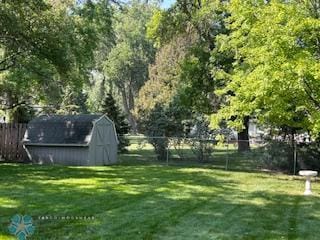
[101,93,130,153]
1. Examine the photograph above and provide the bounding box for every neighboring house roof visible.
[23,114,104,145]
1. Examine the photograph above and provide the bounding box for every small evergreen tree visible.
[138,103,189,161]
[101,93,130,153]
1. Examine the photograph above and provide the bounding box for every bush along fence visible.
[0,123,28,162]
[262,139,320,175]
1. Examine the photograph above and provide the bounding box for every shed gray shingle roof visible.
[23,114,103,145]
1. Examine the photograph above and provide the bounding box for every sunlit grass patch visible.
[0,163,319,239]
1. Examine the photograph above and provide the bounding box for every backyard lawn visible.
[0,162,319,239]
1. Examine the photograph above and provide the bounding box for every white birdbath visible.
[299,170,318,195]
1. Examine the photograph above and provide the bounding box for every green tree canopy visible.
[135,33,196,117]
[0,0,113,113]
[211,0,320,136]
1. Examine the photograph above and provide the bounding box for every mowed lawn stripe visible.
[0,164,320,239]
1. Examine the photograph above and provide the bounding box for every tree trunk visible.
[120,88,137,133]
[99,75,106,104]
[238,116,250,152]
[289,128,296,174]
[128,85,137,133]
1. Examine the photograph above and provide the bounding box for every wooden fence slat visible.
[9,124,13,161]
[9,124,12,159]
[8,123,12,161]
[4,124,8,160]
[0,124,3,158]
[13,123,18,161]
[17,124,23,161]
[1,124,5,159]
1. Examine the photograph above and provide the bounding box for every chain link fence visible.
[118,136,320,174]
[118,136,264,171]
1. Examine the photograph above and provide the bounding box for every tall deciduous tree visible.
[104,1,156,132]
[135,34,194,155]
[135,33,196,117]
[0,0,113,116]
[212,0,320,139]
[144,0,228,115]
[142,0,250,149]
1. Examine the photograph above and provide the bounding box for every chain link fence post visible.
[225,139,229,171]
[293,140,297,175]
[166,138,169,166]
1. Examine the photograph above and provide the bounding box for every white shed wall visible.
[25,146,89,166]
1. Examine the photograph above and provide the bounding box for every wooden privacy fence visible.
[0,123,28,162]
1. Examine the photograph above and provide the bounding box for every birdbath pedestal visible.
[299,170,318,195]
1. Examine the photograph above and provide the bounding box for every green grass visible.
[1,159,320,240]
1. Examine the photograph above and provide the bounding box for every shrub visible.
[261,140,294,172]
[298,141,320,171]
[138,104,186,161]
[187,116,214,162]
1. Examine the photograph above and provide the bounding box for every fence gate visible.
[0,123,28,162]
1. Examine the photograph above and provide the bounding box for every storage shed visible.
[23,114,118,165]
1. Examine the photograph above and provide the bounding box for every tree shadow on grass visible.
[153,192,320,240]
[0,164,320,239]
[0,164,237,239]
